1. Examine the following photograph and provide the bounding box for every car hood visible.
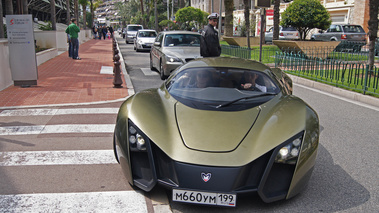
[138,37,155,43]
[123,87,309,166]
[175,103,259,152]
[163,47,201,59]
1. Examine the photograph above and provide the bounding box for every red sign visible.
[266,10,274,16]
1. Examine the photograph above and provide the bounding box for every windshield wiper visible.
[216,93,277,108]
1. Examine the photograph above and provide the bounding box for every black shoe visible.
[74,57,81,60]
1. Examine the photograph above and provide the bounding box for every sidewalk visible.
[0,38,129,108]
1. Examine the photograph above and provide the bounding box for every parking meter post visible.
[113,54,123,88]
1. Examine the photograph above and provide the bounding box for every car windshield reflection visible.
[166,67,280,110]
[164,34,201,47]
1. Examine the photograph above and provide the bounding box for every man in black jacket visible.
[200,13,221,57]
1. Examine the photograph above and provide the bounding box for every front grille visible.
[151,142,272,193]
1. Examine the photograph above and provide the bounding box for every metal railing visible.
[220,42,379,96]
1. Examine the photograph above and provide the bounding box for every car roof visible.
[161,31,200,35]
[179,57,270,73]
[138,29,156,32]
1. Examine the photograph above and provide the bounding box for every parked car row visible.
[121,23,368,80]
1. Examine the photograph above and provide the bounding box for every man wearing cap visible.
[65,18,81,60]
[200,13,221,57]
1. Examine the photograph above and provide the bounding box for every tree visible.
[66,0,71,25]
[368,0,379,69]
[79,0,88,29]
[175,6,204,30]
[281,0,331,40]
[243,0,250,47]
[5,0,13,15]
[224,0,234,36]
[50,0,57,30]
[273,0,280,41]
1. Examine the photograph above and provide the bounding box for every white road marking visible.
[0,150,117,166]
[0,124,115,135]
[0,108,119,116]
[0,191,147,212]
[295,83,379,111]
[100,66,114,74]
[141,68,158,76]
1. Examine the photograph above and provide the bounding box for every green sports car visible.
[113,57,319,207]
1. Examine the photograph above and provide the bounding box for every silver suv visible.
[125,24,143,44]
[311,24,366,43]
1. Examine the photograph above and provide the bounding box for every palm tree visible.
[243,0,250,47]
[368,0,379,69]
[0,0,4,38]
[51,0,57,30]
[79,0,88,29]
[273,0,280,41]
[5,0,13,15]
[66,0,71,25]
[224,0,234,36]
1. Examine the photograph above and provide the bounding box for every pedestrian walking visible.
[97,26,102,39]
[65,18,81,60]
[102,26,107,40]
[109,26,114,38]
[200,13,221,57]
[92,26,97,39]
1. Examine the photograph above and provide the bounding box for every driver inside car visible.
[240,71,267,92]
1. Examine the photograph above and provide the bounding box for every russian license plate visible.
[172,189,236,207]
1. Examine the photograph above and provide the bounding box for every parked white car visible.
[265,26,299,43]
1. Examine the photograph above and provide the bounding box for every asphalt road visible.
[117,35,379,212]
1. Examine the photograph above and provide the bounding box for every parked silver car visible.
[125,24,143,44]
[133,29,157,52]
[311,24,366,42]
[265,26,299,43]
[150,31,201,80]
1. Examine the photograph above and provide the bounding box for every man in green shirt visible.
[65,18,81,60]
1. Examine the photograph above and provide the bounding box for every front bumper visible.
[122,139,309,203]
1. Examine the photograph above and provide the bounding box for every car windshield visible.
[166,67,280,110]
[128,26,143,31]
[164,34,201,47]
[138,31,157,37]
[342,25,365,33]
[281,27,297,31]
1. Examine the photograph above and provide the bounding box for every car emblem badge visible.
[201,172,211,182]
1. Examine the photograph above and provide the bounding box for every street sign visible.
[255,0,271,8]
[6,15,38,86]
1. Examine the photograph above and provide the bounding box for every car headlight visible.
[128,122,147,152]
[165,55,182,63]
[275,134,303,165]
[138,40,144,44]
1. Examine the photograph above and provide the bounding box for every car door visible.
[151,33,164,69]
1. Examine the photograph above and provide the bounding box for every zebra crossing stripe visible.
[0,191,147,212]
[0,124,115,135]
[0,150,117,166]
[0,108,119,116]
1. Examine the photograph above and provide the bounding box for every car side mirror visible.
[154,41,161,46]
